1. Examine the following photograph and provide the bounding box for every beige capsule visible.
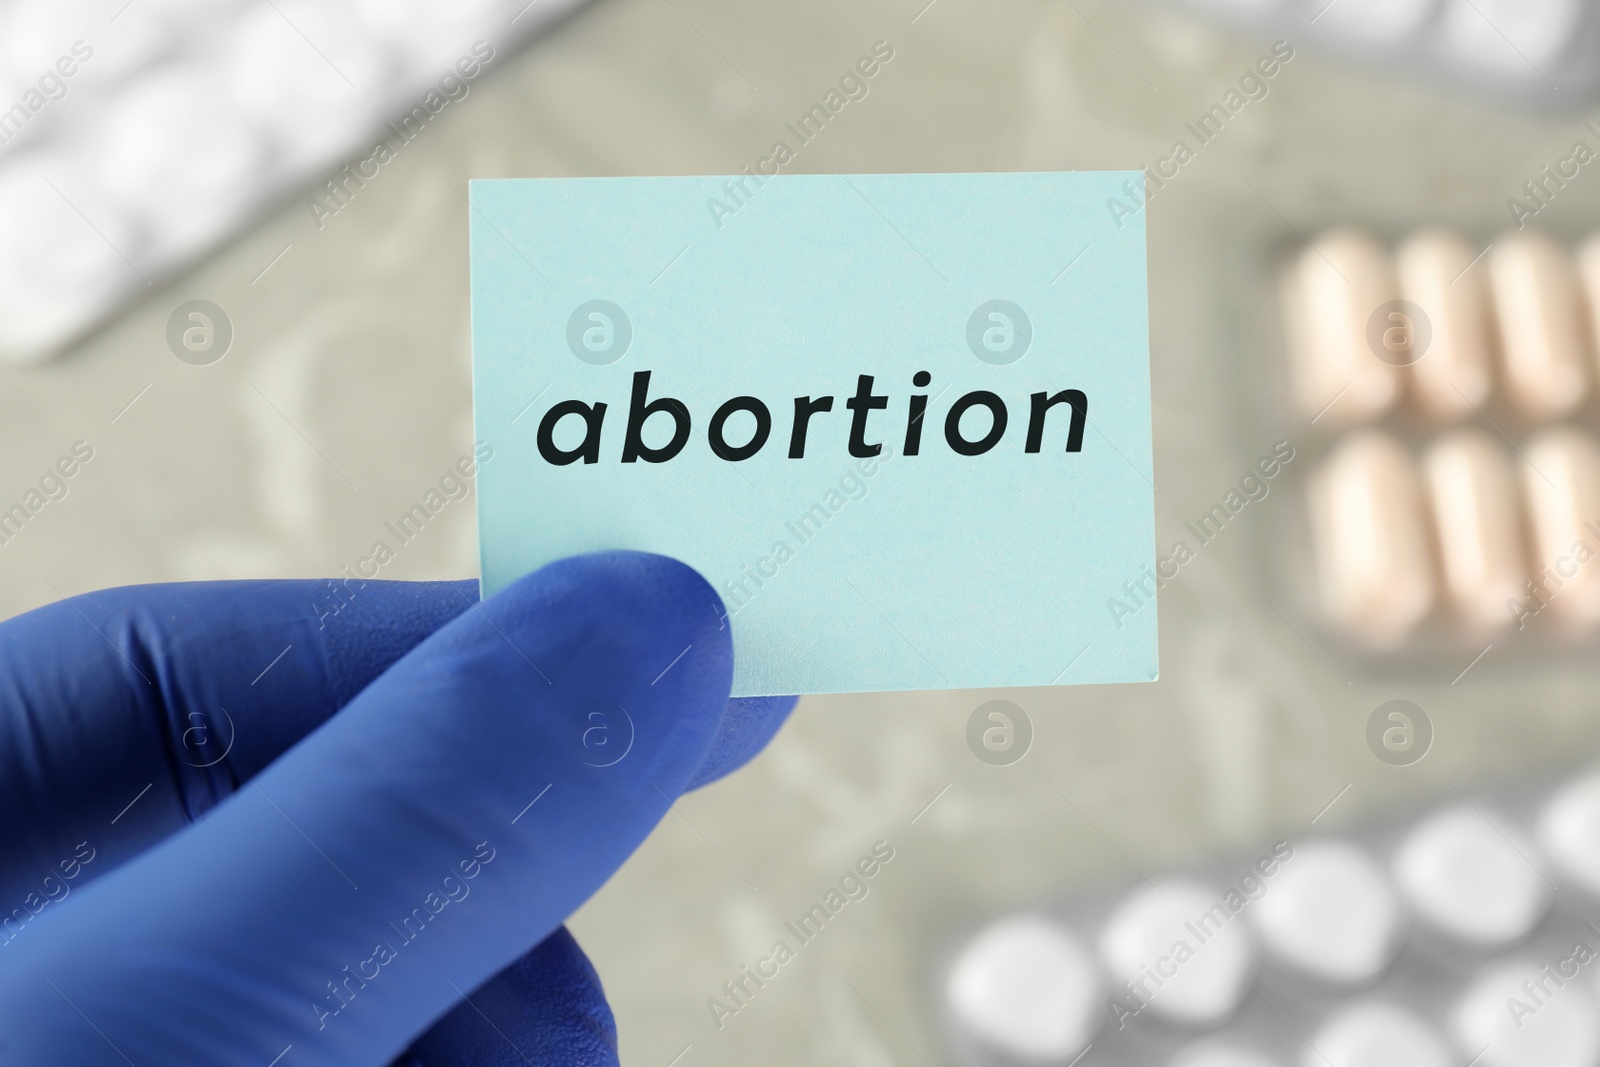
[1308,432,1435,646]
[1281,229,1400,426]
[1574,233,1600,391]
[1395,229,1493,420]
[1489,232,1589,418]
[1421,432,1524,631]
[1521,428,1600,630]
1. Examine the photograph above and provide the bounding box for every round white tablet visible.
[1099,879,1254,1027]
[1171,1040,1283,1067]
[945,914,1101,1064]
[1316,0,1435,45]
[1392,804,1551,947]
[98,63,265,259]
[355,0,505,69]
[1453,959,1600,1067]
[1198,0,1286,10]
[1,1,172,93]
[1538,768,1600,898]
[1308,1000,1453,1067]
[228,0,391,167]
[1440,0,1582,75]
[0,154,138,358]
[1252,840,1401,985]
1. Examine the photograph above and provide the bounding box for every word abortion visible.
[534,371,1089,465]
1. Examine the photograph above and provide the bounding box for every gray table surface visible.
[4,1,1600,1063]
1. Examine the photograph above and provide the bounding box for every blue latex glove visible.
[0,551,794,1066]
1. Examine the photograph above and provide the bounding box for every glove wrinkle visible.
[124,601,240,825]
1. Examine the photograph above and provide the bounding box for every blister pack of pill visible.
[1151,0,1600,109]
[940,764,1600,1067]
[1270,227,1600,654]
[0,0,588,363]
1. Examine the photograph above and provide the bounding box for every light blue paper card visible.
[471,172,1155,696]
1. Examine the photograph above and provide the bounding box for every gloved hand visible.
[0,551,794,1066]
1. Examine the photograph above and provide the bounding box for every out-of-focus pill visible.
[1453,958,1600,1067]
[1193,0,1285,11]
[1422,432,1526,631]
[1251,840,1402,985]
[0,154,140,360]
[1441,0,1583,77]
[1395,229,1493,420]
[1307,432,1435,646]
[1308,1001,1454,1067]
[1537,767,1600,898]
[98,64,266,263]
[1521,429,1600,630]
[229,1,391,169]
[1393,804,1552,948]
[355,0,505,68]
[1171,1042,1283,1067]
[1576,234,1600,387]
[1099,879,1253,1027]
[1316,0,1435,45]
[1280,229,1401,425]
[945,914,1101,1064]
[0,2,119,78]
[1489,232,1589,418]
[1,1,174,95]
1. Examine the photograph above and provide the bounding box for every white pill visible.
[135,0,252,11]
[1315,0,1435,45]
[946,914,1101,1064]
[1521,429,1600,631]
[1453,958,1600,1067]
[230,4,390,110]
[1441,0,1582,76]
[1422,432,1526,632]
[1488,232,1589,418]
[97,63,265,262]
[1393,805,1552,948]
[1280,229,1400,426]
[0,153,139,359]
[1251,840,1401,986]
[1538,767,1600,898]
[1307,432,1436,647]
[355,0,503,68]
[3,1,173,93]
[1395,229,1493,421]
[1099,879,1254,1027]
[228,0,391,169]
[1193,0,1285,11]
[1308,1000,1454,1067]
[0,2,98,78]
[1172,1041,1283,1067]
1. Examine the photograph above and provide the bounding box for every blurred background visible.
[6,0,1600,1063]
